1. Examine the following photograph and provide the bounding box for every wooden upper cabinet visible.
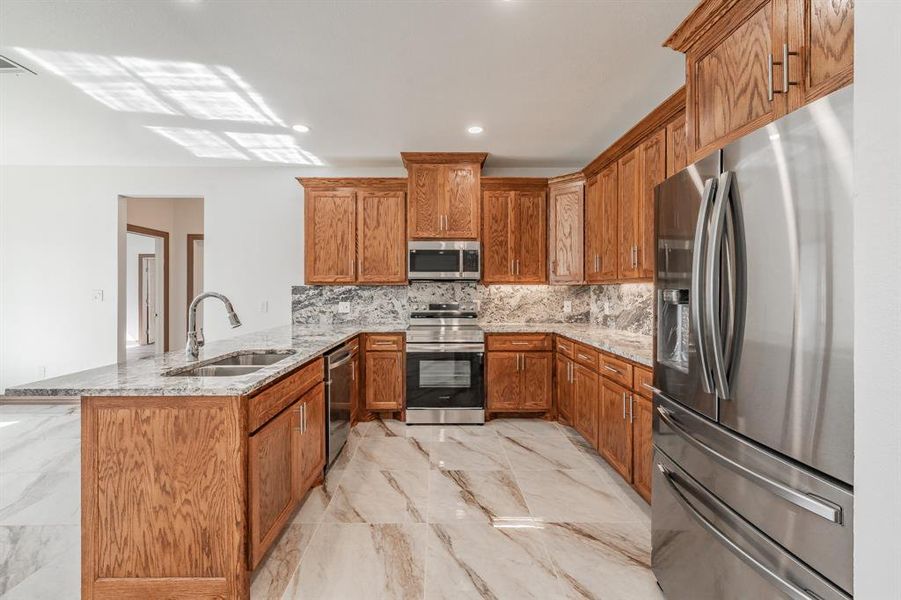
[617,148,641,280]
[482,190,516,283]
[304,189,356,284]
[515,190,548,283]
[357,190,406,284]
[481,180,547,285]
[403,153,487,240]
[638,130,665,279]
[667,0,853,159]
[585,162,618,283]
[788,0,854,110]
[665,111,689,178]
[548,176,585,284]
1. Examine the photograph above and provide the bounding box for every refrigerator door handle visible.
[656,405,843,523]
[706,171,734,399]
[657,463,837,600]
[691,177,717,394]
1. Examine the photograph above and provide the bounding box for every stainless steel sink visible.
[164,350,296,377]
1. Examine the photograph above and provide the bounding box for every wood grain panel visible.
[599,379,633,481]
[790,0,854,108]
[555,336,575,359]
[514,190,547,283]
[357,190,406,283]
[486,333,552,352]
[573,343,600,372]
[556,355,574,425]
[634,367,655,399]
[665,112,689,178]
[481,177,548,192]
[486,352,522,411]
[631,395,654,502]
[248,357,323,432]
[401,152,488,167]
[548,180,585,284]
[586,162,618,283]
[298,383,325,492]
[692,1,784,155]
[304,189,356,283]
[482,190,515,284]
[638,130,665,279]
[408,164,443,239]
[573,364,599,449]
[617,148,641,279]
[600,353,634,389]
[82,396,245,598]
[444,164,480,239]
[522,352,553,411]
[365,351,404,410]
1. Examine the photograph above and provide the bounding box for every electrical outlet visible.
[563,300,572,313]
[337,301,351,314]
[259,300,269,313]
[91,289,104,302]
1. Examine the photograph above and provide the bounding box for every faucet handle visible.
[196,328,205,347]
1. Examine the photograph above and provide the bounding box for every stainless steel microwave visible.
[407,241,480,281]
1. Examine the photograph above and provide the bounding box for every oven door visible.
[405,345,484,409]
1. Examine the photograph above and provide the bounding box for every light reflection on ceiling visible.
[13,47,319,165]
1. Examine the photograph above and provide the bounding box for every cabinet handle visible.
[569,361,574,383]
[577,353,592,361]
[594,255,600,273]
[515,259,519,275]
[374,340,395,346]
[631,245,638,269]
[604,364,621,375]
[510,260,515,275]
[622,392,627,420]
[295,404,304,432]
[629,394,634,423]
[351,361,355,381]
[768,52,775,101]
[782,43,798,93]
[511,341,530,346]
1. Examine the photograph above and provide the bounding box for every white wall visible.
[854,1,901,597]
[125,232,156,342]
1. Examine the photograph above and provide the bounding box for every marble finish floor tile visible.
[427,469,531,524]
[424,522,563,600]
[0,471,80,526]
[0,437,80,474]
[0,524,79,596]
[516,469,641,523]
[324,469,428,523]
[280,523,426,600]
[427,437,509,471]
[364,419,438,441]
[350,438,431,472]
[486,418,564,437]
[291,465,346,524]
[542,522,663,600]
[500,432,592,471]
[250,523,318,600]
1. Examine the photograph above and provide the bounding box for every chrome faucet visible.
[186,292,242,359]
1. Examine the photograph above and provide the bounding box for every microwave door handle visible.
[706,171,734,399]
[691,177,717,394]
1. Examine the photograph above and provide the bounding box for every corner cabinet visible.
[481,178,548,284]
[585,163,618,283]
[548,174,585,284]
[668,0,853,159]
[403,153,488,240]
[300,178,407,285]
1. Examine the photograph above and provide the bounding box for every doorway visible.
[187,233,204,330]
[126,225,169,359]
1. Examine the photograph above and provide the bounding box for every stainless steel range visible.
[405,303,485,424]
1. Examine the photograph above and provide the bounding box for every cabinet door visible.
[304,190,356,283]
[688,0,787,157]
[548,182,584,284]
[298,383,325,492]
[638,130,665,279]
[788,0,853,110]
[486,353,522,411]
[521,352,552,410]
[665,112,689,178]
[573,364,599,448]
[617,148,641,280]
[514,190,547,283]
[408,164,444,239]
[586,163,618,283]
[365,351,404,410]
[599,379,632,481]
[555,355,573,424]
[357,190,406,284]
[444,164,480,239]
[631,395,653,503]
[248,400,302,568]
[482,191,515,284]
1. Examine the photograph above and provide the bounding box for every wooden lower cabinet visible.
[487,350,552,413]
[555,355,574,425]
[365,350,404,411]
[573,363,599,447]
[298,384,325,492]
[631,395,654,503]
[598,379,633,481]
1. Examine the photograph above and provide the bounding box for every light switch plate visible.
[338,301,351,314]
[91,289,104,302]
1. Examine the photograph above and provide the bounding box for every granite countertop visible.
[6,322,652,398]
[480,323,653,367]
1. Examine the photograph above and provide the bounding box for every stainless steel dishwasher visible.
[324,342,355,469]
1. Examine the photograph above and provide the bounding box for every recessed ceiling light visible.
[467,126,483,134]
[292,124,310,133]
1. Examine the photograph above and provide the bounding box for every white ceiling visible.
[0,0,694,170]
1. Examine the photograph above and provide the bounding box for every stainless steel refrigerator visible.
[651,87,854,600]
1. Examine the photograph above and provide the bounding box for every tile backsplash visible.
[292,282,653,335]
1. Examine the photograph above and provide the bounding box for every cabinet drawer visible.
[634,366,654,398]
[365,333,404,352]
[555,336,575,359]
[249,358,323,433]
[573,343,600,371]
[487,333,552,352]
[600,354,633,388]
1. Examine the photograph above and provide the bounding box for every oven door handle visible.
[406,343,485,353]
